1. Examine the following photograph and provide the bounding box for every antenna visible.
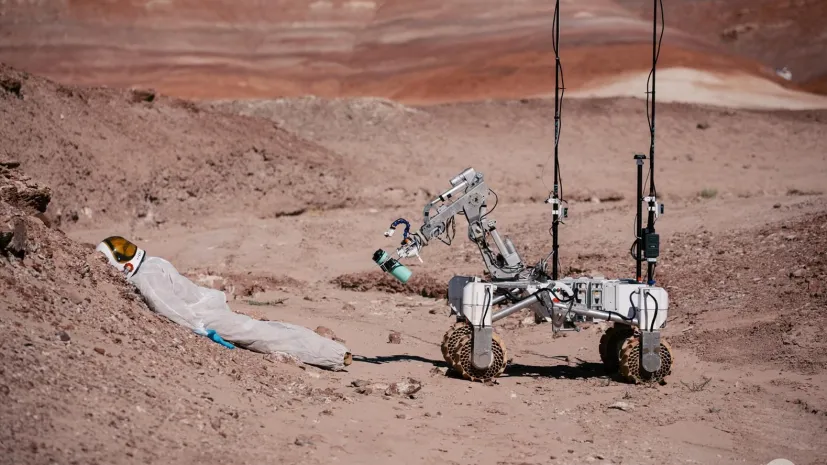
[634,0,664,284]
[547,0,566,280]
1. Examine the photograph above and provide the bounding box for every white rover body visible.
[380,167,674,384]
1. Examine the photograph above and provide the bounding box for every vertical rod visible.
[551,0,561,280]
[645,0,658,285]
[635,155,644,282]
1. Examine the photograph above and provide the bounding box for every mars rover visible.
[373,0,673,384]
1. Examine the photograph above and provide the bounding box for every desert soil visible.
[2,58,827,465]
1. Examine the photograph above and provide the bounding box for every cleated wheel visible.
[618,335,674,384]
[599,324,635,373]
[448,331,508,383]
[441,321,472,365]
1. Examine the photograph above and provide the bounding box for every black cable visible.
[645,291,659,332]
[645,0,664,199]
[480,286,492,329]
[479,189,498,222]
[552,0,566,204]
[628,291,640,321]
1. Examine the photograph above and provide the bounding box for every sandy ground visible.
[2,61,827,465]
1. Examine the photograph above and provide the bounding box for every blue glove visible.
[194,328,235,349]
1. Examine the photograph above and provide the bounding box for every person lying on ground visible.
[95,235,352,370]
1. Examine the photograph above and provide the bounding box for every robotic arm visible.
[384,168,525,280]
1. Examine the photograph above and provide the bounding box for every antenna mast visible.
[549,0,565,280]
[635,0,664,284]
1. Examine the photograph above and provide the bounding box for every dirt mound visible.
[666,211,827,373]
[332,270,447,299]
[0,63,354,230]
[0,167,342,464]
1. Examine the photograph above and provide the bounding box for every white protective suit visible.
[127,255,351,371]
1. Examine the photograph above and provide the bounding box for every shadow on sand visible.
[352,354,613,381]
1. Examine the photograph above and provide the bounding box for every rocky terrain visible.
[2,58,827,465]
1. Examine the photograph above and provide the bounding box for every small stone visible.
[590,196,601,204]
[320,409,333,416]
[773,204,781,209]
[130,88,156,103]
[0,77,22,96]
[608,401,632,411]
[696,122,710,130]
[350,379,370,388]
[385,378,422,397]
[58,331,71,342]
[315,326,337,340]
[396,414,408,419]
[388,331,402,344]
[355,387,373,395]
[94,347,106,355]
[294,435,313,446]
[0,385,9,396]
[428,309,438,314]
[595,454,605,460]
[792,268,806,278]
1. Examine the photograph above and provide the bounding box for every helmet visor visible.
[103,236,138,263]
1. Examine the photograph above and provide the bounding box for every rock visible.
[385,378,422,397]
[773,204,782,209]
[590,196,601,204]
[608,401,632,411]
[94,347,106,355]
[0,231,11,251]
[388,331,402,344]
[294,435,314,446]
[396,414,408,420]
[355,386,373,395]
[58,331,71,342]
[429,367,447,376]
[696,122,710,130]
[0,76,22,97]
[0,161,20,168]
[350,379,370,388]
[520,316,536,327]
[130,88,156,103]
[791,268,807,278]
[315,326,337,340]
[7,217,27,258]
